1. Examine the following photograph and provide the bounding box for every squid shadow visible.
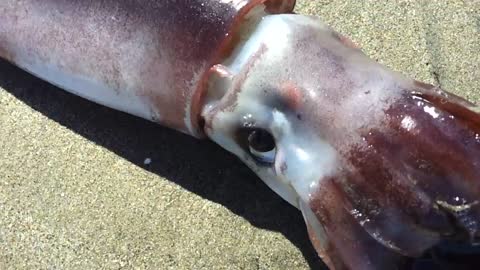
[0,59,326,270]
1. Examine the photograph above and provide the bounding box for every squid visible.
[1,0,479,269]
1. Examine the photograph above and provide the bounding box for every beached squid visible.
[1,0,479,269]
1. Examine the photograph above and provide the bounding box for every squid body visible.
[1,1,479,269]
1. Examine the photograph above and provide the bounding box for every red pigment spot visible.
[280,82,303,109]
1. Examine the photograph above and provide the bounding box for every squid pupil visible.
[248,129,275,152]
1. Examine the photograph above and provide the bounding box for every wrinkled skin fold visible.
[202,13,480,270]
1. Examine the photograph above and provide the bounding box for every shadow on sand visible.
[0,59,326,270]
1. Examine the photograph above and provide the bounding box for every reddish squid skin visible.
[0,0,295,137]
[199,14,480,269]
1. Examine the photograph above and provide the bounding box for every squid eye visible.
[247,129,276,164]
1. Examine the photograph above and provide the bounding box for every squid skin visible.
[0,0,295,136]
[1,1,479,269]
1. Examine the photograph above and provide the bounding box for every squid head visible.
[200,10,480,270]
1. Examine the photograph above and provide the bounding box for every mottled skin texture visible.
[202,14,480,270]
[0,0,294,136]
